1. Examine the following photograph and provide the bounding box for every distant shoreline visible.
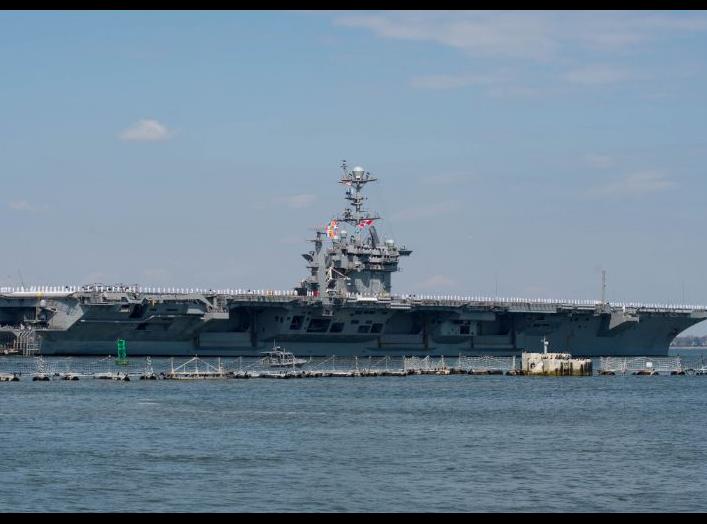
[671,336,707,348]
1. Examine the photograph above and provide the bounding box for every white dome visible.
[352,166,365,173]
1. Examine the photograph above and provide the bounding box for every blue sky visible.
[2,11,707,332]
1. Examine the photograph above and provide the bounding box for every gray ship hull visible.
[6,290,702,358]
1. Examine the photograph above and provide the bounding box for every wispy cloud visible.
[336,11,707,59]
[410,70,547,98]
[142,268,173,282]
[335,12,557,60]
[417,274,457,290]
[82,271,108,284]
[418,172,476,185]
[8,200,42,212]
[589,171,676,197]
[577,12,707,50]
[410,72,507,90]
[585,154,615,169]
[523,285,550,297]
[279,235,305,245]
[392,200,460,221]
[119,119,173,142]
[564,64,632,86]
[336,11,707,95]
[274,194,318,209]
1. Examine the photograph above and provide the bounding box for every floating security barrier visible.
[6,353,707,384]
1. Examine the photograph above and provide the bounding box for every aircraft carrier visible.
[2,162,706,357]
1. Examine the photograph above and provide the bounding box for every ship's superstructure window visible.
[290,316,304,330]
[329,322,344,333]
[370,323,383,334]
[357,325,371,334]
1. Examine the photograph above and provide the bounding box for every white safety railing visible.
[2,285,706,312]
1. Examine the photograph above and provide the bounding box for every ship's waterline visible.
[1,162,706,357]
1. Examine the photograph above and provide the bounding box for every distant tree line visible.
[671,335,707,347]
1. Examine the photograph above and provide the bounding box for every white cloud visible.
[119,119,172,142]
[590,171,676,197]
[565,64,632,86]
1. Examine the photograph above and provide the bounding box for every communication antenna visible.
[601,269,607,304]
[17,270,26,289]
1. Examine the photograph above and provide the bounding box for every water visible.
[2,357,707,512]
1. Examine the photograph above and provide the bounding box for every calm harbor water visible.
[2,350,707,512]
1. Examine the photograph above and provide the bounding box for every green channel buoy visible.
[116,338,128,365]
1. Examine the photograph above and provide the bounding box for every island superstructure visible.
[1,162,706,357]
[295,162,411,299]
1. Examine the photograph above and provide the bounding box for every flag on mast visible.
[326,220,338,238]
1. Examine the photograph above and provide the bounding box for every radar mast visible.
[296,161,411,299]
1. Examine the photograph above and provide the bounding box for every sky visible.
[2,10,707,333]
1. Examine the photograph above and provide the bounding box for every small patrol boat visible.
[261,343,308,368]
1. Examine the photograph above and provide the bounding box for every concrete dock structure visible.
[521,338,593,376]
